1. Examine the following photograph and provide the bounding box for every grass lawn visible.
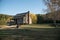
[20,24,56,29]
[0,24,60,40]
[0,28,60,40]
[0,24,60,29]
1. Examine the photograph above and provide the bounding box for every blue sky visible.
[0,0,47,15]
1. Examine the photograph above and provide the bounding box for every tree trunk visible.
[54,20,57,27]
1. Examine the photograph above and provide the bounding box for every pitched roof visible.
[13,11,30,19]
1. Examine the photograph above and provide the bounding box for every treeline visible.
[0,13,60,25]
[30,13,60,24]
[0,14,13,25]
[30,14,45,24]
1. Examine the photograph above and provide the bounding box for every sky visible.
[0,0,47,15]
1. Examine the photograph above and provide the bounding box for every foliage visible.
[0,14,13,25]
[30,13,37,24]
[36,14,44,24]
[44,0,60,27]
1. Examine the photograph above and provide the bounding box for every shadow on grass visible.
[49,23,60,27]
[0,28,60,40]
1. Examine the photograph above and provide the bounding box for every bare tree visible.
[44,0,60,27]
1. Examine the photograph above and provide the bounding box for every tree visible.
[44,0,60,27]
[30,13,37,24]
[36,14,44,24]
[0,14,13,25]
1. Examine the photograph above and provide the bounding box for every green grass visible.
[0,28,60,40]
[0,24,60,40]
[20,24,56,29]
[0,24,60,29]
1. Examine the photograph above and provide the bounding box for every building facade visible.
[13,11,32,24]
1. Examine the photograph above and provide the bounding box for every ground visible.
[21,24,55,29]
[0,28,60,40]
[0,24,60,40]
[0,24,56,29]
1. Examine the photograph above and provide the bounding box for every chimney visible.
[28,11,30,24]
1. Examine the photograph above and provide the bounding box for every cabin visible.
[10,11,32,25]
